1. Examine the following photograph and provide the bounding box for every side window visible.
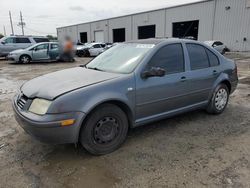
[214,41,223,46]
[148,43,185,74]
[4,37,15,44]
[100,44,106,48]
[16,38,31,43]
[93,44,100,48]
[35,44,49,51]
[51,44,59,50]
[187,44,209,70]
[33,38,49,43]
[206,49,219,67]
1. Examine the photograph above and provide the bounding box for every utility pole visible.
[9,11,14,35]
[3,26,6,36]
[18,11,25,35]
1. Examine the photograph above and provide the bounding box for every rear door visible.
[89,44,102,56]
[32,43,49,61]
[184,43,220,104]
[49,43,59,60]
[16,37,32,49]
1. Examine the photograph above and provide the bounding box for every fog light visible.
[61,119,75,127]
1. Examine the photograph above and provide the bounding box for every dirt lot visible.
[0,54,250,188]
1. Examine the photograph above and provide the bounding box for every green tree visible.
[46,35,57,41]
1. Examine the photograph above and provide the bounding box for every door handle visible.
[180,76,187,82]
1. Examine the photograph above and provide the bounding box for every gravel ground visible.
[0,54,250,188]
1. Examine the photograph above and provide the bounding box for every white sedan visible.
[204,40,227,54]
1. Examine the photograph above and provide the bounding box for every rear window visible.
[16,38,31,43]
[187,43,210,70]
[206,49,219,67]
[33,38,49,43]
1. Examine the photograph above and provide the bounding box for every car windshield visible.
[86,43,154,74]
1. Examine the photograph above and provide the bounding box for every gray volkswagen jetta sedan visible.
[13,38,238,155]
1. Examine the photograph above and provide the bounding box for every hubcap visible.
[21,56,29,63]
[94,117,119,144]
[215,88,228,111]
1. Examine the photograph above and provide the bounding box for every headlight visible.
[29,98,52,115]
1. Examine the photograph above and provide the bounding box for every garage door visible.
[94,31,104,42]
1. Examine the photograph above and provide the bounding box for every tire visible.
[80,104,129,155]
[19,55,31,64]
[206,84,229,114]
[222,49,226,55]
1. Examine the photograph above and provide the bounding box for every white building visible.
[57,0,250,51]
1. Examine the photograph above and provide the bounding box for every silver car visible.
[204,40,227,54]
[7,42,59,63]
[13,38,238,155]
[0,35,49,57]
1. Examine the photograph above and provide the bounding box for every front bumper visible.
[7,54,19,62]
[12,96,86,144]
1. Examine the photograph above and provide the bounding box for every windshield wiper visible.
[85,66,104,72]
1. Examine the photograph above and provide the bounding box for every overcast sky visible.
[0,0,204,36]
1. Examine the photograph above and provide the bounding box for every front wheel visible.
[80,104,129,155]
[19,55,31,64]
[206,84,229,114]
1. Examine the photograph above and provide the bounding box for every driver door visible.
[32,43,49,61]
[135,43,188,123]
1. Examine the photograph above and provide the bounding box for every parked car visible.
[204,40,228,54]
[13,38,238,155]
[77,43,106,57]
[75,43,89,57]
[0,35,49,57]
[7,42,59,63]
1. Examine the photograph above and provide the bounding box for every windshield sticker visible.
[136,44,155,49]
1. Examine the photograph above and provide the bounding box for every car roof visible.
[125,38,199,45]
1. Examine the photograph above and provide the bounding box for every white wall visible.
[77,23,91,42]
[213,0,250,51]
[132,10,165,39]
[165,1,215,41]
[90,20,108,42]
[108,16,132,42]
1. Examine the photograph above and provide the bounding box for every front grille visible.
[17,94,28,109]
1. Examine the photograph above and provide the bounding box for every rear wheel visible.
[80,104,129,155]
[207,84,229,114]
[19,55,31,64]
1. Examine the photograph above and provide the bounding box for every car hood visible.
[10,49,25,54]
[21,67,121,100]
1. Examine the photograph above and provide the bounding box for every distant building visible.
[57,0,250,51]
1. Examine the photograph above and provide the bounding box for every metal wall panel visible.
[90,20,109,42]
[132,10,165,39]
[108,16,132,42]
[213,0,250,51]
[165,1,215,41]
[77,23,91,42]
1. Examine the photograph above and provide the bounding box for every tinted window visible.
[93,44,101,48]
[4,37,15,43]
[214,41,223,46]
[35,44,49,51]
[51,44,58,50]
[33,38,49,43]
[148,44,185,74]
[16,38,31,43]
[206,49,219,67]
[187,44,209,70]
[100,44,106,48]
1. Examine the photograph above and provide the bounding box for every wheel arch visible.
[19,54,32,61]
[77,99,134,143]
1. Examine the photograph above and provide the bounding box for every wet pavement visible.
[0,54,250,188]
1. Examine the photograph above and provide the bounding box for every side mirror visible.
[1,41,6,45]
[141,67,166,79]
